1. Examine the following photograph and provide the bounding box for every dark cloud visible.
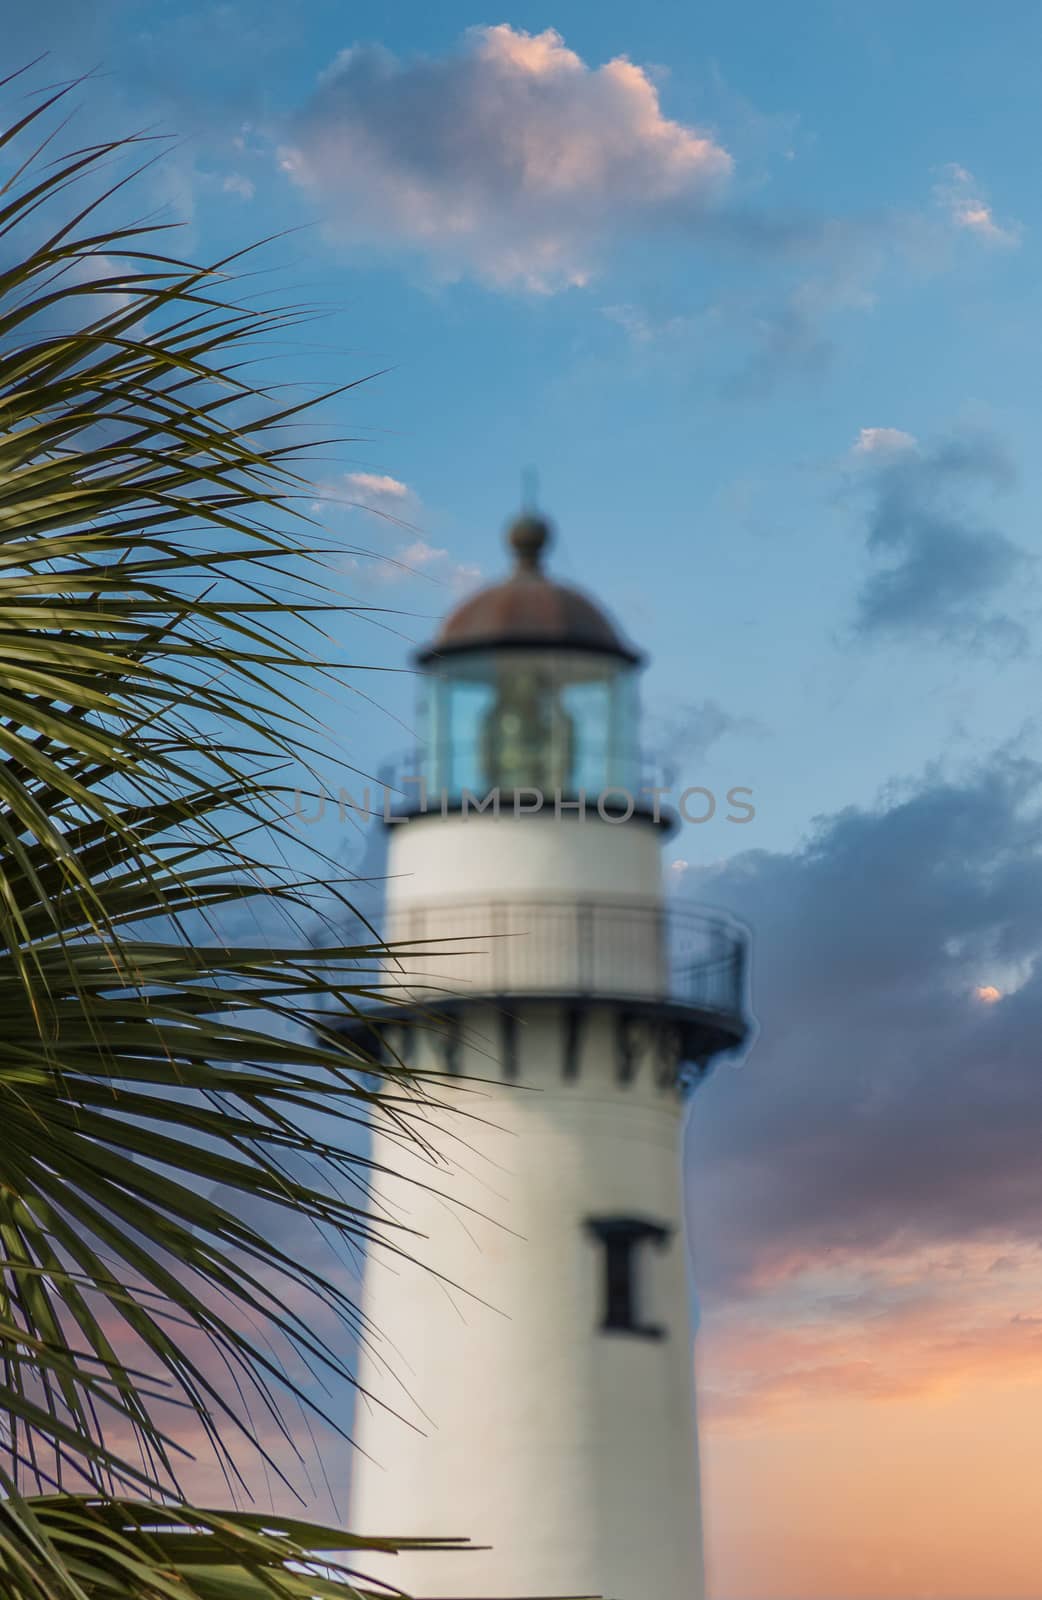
[849,431,1028,649]
[712,225,881,399]
[722,298,835,399]
[648,698,764,786]
[682,751,1042,1297]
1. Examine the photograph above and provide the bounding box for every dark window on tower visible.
[585,1216,672,1339]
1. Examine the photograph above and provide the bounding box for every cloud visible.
[724,295,834,398]
[601,302,712,346]
[309,473,480,593]
[935,163,1021,248]
[311,470,416,522]
[398,537,444,567]
[375,539,481,594]
[281,25,732,290]
[647,698,763,787]
[845,429,1027,649]
[719,235,880,399]
[853,426,917,457]
[343,471,411,504]
[370,535,468,587]
[700,1238,1042,1427]
[682,747,1042,1535]
[602,226,880,399]
[599,158,1020,400]
[684,750,1042,1310]
[221,172,255,201]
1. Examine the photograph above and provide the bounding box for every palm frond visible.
[0,73,489,1600]
[3,1496,475,1600]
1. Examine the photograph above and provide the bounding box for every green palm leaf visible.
[3,1497,474,1599]
[0,70,501,1598]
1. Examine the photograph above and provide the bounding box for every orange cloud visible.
[698,1238,1042,1597]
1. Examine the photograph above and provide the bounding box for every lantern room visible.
[414,514,644,801]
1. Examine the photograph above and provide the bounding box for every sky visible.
[10,4,1042,1596]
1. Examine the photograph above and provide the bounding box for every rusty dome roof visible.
[415,513,642,665]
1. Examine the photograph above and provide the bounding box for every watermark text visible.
[290,781,756,827]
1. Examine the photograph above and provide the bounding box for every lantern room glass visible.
[418,648,640,800]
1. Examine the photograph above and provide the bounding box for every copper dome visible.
[415,513,641,665]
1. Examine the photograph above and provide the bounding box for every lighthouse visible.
[347,512,750,1599]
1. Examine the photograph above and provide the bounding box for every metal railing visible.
[369,745,675,816]
[376,895,747,1023]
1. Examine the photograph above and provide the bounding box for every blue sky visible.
[15,7,1042,1594]
[19,0,1042,865]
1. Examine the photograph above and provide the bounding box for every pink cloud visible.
[282,25,732,291]
[935,163,1021,247]
[344,471,411,503]
[698,1237,1042,1430]
[853,425,918,457]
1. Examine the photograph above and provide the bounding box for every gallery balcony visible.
[339,894,750,1069]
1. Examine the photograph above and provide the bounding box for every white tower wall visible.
[386,810,664,907]
[351,810,710,1599]
[351,1006,704,1600]
[379,812,674,1006]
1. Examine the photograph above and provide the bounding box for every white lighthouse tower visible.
[347,512,749,1600]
